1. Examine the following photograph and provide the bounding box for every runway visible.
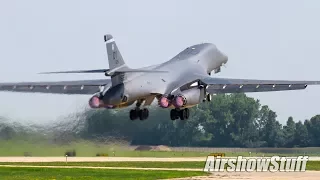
[0,157,206,162]
[0,164,202,171]
[169,171,320,180]
[0,156,320,162]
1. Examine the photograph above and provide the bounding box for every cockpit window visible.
[172,45,201,61]
[179,47,199,56]
[190,47,199,55]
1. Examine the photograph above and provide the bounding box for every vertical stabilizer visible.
[104,34,128,70]
[104,34,127,86]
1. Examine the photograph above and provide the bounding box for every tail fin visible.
[104,34,128,69]
[40,34,167,87]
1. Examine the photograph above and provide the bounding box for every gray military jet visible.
[1,34,320,120]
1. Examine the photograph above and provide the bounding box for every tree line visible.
[80,93,320,148]
[1,93,319,148]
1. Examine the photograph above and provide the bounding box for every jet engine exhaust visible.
[171,88,203,108]
[172,95,185,108]
[158,95,170,108]
[89,96,101,108]
[89,96,114,109]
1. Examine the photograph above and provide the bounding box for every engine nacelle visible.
[172,88,202,108]
[89,95,114,109]
[89,95,134,109]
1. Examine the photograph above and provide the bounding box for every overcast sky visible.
[0,0,320,125]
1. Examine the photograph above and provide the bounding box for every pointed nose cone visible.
[216,48,228,65]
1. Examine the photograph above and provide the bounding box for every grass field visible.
[0,167,207,180]
[1,140,319,157]
[0,140,207,157]
[1,161,320,170]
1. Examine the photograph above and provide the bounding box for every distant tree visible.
[71,94,320,148]
[305,115,320,146]
[283,116,296,147]
[0,126,16,140]
[262,110,284,147]
[294,121,309,147]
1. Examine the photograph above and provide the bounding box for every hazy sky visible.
[0,0,320,125]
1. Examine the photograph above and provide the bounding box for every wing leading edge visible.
[201,77,320,94]
[0,79,111,95]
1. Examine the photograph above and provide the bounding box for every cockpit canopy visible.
[172,43,214,60]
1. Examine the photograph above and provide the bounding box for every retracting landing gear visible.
[170,108,189,120]
[129,100,149,121]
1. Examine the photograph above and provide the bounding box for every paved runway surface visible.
[0,165,202,171]
[0,156,320,162]
[168,171,320,180]
[0,157,206,162]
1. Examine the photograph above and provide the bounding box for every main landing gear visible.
[170,108,190,120]
[129,99,193,121]
[206,93,212,102]
[129,100,149,121]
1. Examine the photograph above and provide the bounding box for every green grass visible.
[1,161,320,170]
[0,140,208,157]
[305,161,320,171]
[0,167,207,180]
[1,140,320,157]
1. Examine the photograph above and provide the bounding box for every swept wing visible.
[0,79,111,95]
[200,77,320,93]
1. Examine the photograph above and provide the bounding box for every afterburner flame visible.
[159,96,170,108]
[89,96,101,108]
[173,95,184,108]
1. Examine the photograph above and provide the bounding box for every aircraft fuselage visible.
[2,34,319,121]
[99,43,228,108]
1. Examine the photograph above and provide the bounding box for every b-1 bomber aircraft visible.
[1,34,319,121]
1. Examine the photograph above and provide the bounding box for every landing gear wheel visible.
[170,109,177,120]
[180,109,187,120]
[185,108,190,119]
[130,109,138,120]
[129,99,150,121]
[142,108,149,120]
[138,108,149,120]
[138,110,143,120]
[170,109,190,120]
[144,108,149,118]
[206,94,212,102]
